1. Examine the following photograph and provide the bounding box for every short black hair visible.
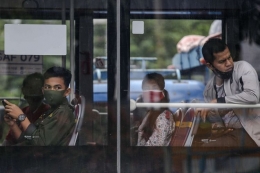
[23,72,44,87]
[43,66,72,88]
[202,38,227,64]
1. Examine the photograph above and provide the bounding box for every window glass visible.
[0,19,71,145]
[1,1,260,173]
[130,19,218,146]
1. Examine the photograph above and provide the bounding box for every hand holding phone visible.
[2,100,7,107]
[2,100,13,122]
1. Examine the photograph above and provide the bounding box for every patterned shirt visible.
[137,110,175,146]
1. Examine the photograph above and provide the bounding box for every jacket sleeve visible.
[203,77,216,103]
[19,108,75,146]
[224,61,260,104]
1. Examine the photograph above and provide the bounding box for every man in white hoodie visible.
[196,38,260,147]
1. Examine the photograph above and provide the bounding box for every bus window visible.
[92,19,108,145]
[0,19,73,144]
[1,1,260,173]
[129,19,221,146]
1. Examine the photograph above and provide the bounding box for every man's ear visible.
[206,62,214,71]
[64,88,71,96]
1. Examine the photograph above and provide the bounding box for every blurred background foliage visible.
[0,19,213,98]
[130,19,213,69]
[0,19,70,98]
[0,18,214,143]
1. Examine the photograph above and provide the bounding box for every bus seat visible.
[184,109,201,146]
[169,108,184,146]
[184,99,201,146]
[69,95,86,146]
[170,108,199,146]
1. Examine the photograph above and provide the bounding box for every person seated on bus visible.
[3,67,75,146]
[136,73,175,146]
[195,38,260,147]
[3,72,50,146]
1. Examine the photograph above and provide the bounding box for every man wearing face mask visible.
[195,38,260,147]
[4,67,75,146]
[3,72,50,146]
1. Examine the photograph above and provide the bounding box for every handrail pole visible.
[69,0,75,102]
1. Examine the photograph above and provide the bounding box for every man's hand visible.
[195,108,210,122]
[4,114,22,140]
[195,99,218,122]
[4,114,16,127]
[210,99,217,103]
[4,100,24,119]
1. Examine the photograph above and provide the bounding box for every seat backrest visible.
[183,99,201,146]
[170,108,197,146]
[169,108,184,146]
[183,108,200,146]
[69,95,86,146]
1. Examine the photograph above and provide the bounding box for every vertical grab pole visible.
[70,0,75,102]
[117,0,121,172]
[61,0,66,68]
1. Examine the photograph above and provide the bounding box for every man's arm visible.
[195,99,217,122]
[20,108,75,145]
[222,61,259,104]
[4,115,22,139]
[4,100,31,135]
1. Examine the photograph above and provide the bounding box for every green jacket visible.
[18,98,75,146]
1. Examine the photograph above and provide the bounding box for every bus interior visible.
[0,0,260,172]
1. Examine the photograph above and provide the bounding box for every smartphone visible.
[2,100,7,107]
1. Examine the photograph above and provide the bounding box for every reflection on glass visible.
[129,19,220,146]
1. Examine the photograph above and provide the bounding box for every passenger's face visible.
[23,81,44,106]
[142,79,160,91]
[43,77,70,97]
[24,95,43,105]
[207,47,234,73]
[23,81,43,96]
[142,79,164,103]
